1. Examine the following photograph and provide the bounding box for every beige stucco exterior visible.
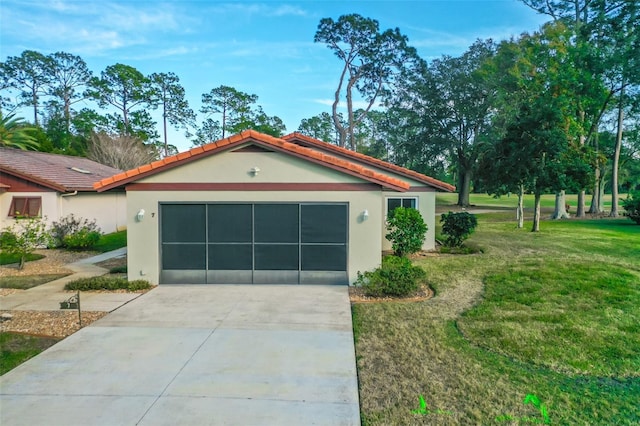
[121,143,446,286]
[0,191,127,234]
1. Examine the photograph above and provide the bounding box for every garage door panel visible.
[254,245,299,270]
[208,204,252,243]
[161,269,206,284]
[301,245,347,271]
[162,204,206,243]
[162,244,206,269]
[301,204,347,243]
[254,204,299,243]
[208,244,252,270]
[207,270,252,284]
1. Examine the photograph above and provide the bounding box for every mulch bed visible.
[349,285,434,304]
[0,310,108,338]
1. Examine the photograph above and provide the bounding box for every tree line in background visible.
[1,1,638,230]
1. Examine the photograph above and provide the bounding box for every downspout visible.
[59,191,78,222]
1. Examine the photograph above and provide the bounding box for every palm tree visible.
[0,112,39,150]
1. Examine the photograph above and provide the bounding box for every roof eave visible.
[0,166,68,192]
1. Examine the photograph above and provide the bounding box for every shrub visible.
[385,207,427,257]
[0,218,50,270]
[64,276,151,291]
[62,229,101,250]
[622,192,640,225]
[49,214,101,248]
[355,255,426,298]
[440,211,478,248]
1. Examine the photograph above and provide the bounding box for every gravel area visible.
[1,310,108,338]
[0,249,112,338]
[0,249,97,277]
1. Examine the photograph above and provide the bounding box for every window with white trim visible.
[386,197,417,216]
[8,197,42,218]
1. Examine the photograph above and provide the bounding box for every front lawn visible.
[92,230,127,253]
[354,216,640,424]
[0,332,60,375]
[0,274,71,289]
[0,253,44,266]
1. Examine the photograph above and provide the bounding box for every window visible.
[8,197,42,218]
[387,197,417,216]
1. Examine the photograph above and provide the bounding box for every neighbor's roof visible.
[95,130,416,192]
[282,132,456,192]
[0,146,123,192]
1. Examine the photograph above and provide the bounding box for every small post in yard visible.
[76,290,82,328]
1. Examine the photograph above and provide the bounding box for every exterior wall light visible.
[136,209,145,222]
[362,209,369,220]
[250,166,260,176]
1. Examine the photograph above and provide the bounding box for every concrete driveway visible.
[0,285,360,425]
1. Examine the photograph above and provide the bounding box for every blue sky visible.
[1,0,549,152]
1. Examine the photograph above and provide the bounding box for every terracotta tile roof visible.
[282,132,456,192]
[94,130,411,192]
[0,147,123,192]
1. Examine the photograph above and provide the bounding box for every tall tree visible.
[0,50,52,125]
[149,72,195,156]
[200,85,257,138]
[46,52,92,133]
[297,112,338,144]
[191,118,222,146]
[87,132,158,170]
[314,14,420,150]
[86,64,155,137]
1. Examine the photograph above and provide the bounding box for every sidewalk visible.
[0,248,143,312]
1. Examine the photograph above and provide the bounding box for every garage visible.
[160,202,348,285]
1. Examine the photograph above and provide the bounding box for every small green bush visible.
[0,218,51,270]
[50,214,101,248]
[109,265,127,274]
[62,229,101,250]
[385,207,427,257]
[622,192,640,225]
[440,211,478,248]
[64,276,151,291]
[356,255,426,298]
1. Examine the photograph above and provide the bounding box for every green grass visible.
[0,274,71,289]
[436,192,627,211]
[0,253,44,266]
[354,215,640,425]
[92,230,127,253]
[0,332,60,375]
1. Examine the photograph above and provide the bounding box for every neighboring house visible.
[95,130,455,286]
[0,147,127,233]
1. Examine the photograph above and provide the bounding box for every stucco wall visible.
[0,191,58,230]
[61,192,127,234]
[381,190,437,252]
[126,190,383,285]
[142,149,364,184]
[0,191,127,234]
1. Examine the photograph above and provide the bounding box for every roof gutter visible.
[61,190,78,197]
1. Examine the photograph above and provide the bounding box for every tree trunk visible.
[576,191,586,217]
[517,184,524,229]
[532,193,541,232]
[588,129,601,214]
[552,190,569,219]
[610,85,624,217]
[457,168,471,207]
[32,87,39,126]
[18,255,25,270]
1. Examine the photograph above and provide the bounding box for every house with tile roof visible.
[0,147,126,233]
[95,130,455,286]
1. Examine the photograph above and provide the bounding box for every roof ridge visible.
[94,130,411,192]
[282,132,456,192]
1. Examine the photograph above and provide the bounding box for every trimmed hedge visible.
[64,276,151,291]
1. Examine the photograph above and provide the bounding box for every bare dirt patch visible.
[95,256,127,270]
[0,310,107,338]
